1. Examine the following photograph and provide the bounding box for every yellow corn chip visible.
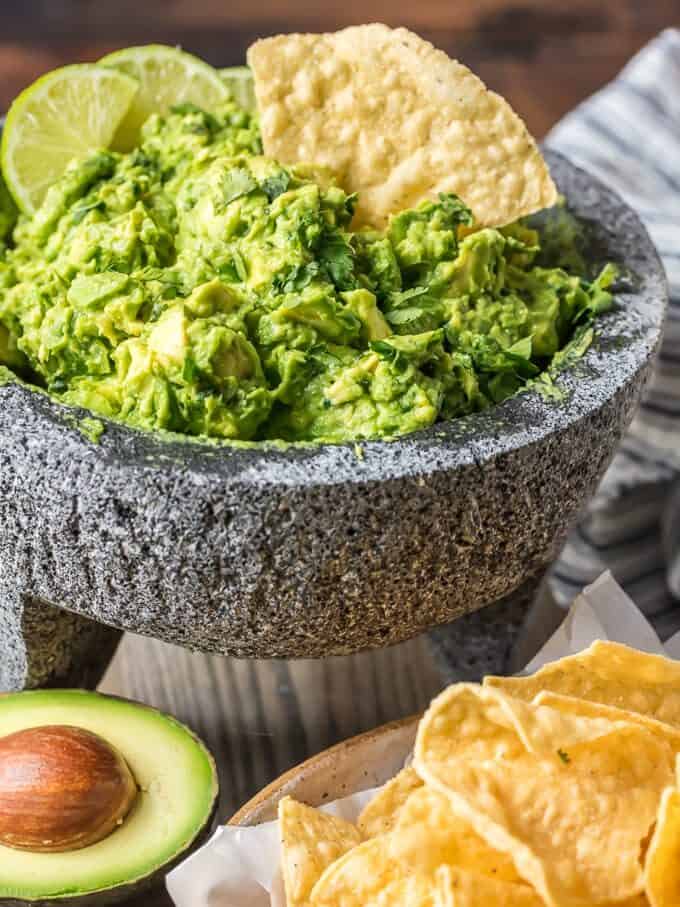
[436,865,544,907]
[311,782,526,905]
[278,796,361,907]
[415,683,673,907]
[248,24,557,228]
[533,691,680,753]
[311,804,524,907]
[350,872,441,907]
[357,766,423,837]
[645,787,680,907]
[486,641,680,728]
[394,785,523,883]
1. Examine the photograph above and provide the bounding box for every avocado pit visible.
[0,724,137,853]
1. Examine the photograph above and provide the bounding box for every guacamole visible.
[0,100,615,443]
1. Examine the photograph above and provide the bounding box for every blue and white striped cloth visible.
[545,29,680,637]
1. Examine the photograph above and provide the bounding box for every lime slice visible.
[100,45,230,151]
[220,66,257,114]
[1,64,138,214]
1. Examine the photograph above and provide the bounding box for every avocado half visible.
[0,690,218,906]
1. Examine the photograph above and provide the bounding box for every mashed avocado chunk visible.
[0,100,615,443]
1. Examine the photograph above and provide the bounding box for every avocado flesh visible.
[0,690,217,901]
[0,100,616,445]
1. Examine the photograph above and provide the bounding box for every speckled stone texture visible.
[0,582,121,691]
[0,151,667,690]
[428,573,547,682]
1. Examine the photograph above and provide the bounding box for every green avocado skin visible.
[0,689,218,906]
[0,101,615,444]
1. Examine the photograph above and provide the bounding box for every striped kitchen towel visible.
[545,28,680,637]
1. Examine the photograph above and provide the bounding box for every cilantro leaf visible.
[437,192,474,227]
[371,339,398,360]
[318,232,356,290]
[183,357,199,383]
[272,261,322,294]
[387,286,430,309]
[385,308,428,326]
[370,340,408,372]
[384,306,443,336]
[261,172,291,202]
[222,168,257,206]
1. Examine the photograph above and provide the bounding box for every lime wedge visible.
[220,66,257,114]
[100,45,230,151]
[1,64,138,214]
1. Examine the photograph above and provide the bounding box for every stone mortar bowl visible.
[0,150,667,692]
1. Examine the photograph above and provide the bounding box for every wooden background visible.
[1,0,679,137]
[2,2,678,903]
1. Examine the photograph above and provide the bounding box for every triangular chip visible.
[486,640,680,729]
[357,766,423,838]
[311,783,525,905]
[414,683,674,906]
[278,796,361,907]
[533,691,680,753]
[248,24,557,228]
[394,785,523,883]
[436,865,544,907]
[645,786,680,907]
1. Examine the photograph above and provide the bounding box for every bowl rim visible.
[0,148,667,486]
[228,714,420,827]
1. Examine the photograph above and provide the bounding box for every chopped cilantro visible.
[182,357,198,383]
[261,172,291,202]
[318,233,355,290]
[222,168,257,206]
[273,261,322,294]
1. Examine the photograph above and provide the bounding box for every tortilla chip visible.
[645,787,680,907]
[357,766,423,838]
[414,683,673,906]
[533,690,680,753]
[394,785,523,883]
[248,24,557,228]
[486,641,680,729]
[278,796,361,907]
[436,865,544,907]
[311,785,526,905]
[316,868,443,907]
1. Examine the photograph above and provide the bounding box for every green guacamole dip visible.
[0,100,615,443]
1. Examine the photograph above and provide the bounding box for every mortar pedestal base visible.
[0,583,121,692]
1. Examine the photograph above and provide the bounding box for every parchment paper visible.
[166,571,680,907]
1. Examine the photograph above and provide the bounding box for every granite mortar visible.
[0,151,667,689]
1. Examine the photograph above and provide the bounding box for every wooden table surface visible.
[4,2,678,903]
[100,635,443,905]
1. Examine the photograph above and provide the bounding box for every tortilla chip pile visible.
[249,24,557,229]
[277,642,680,906]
